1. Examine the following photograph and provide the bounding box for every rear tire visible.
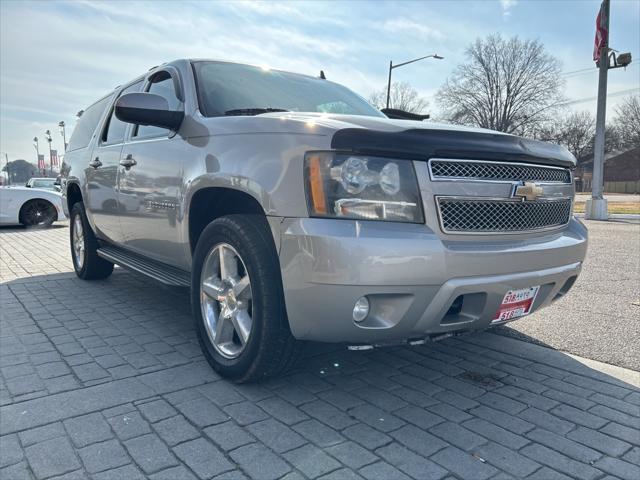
[19,199,57,228]
[70,202,114,280]
[191,215,300,382]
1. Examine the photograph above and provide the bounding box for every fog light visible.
[353,297,370,322]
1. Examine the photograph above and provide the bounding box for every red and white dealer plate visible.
[492,286,540,323]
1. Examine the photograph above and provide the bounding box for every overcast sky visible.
[1,0,638,164]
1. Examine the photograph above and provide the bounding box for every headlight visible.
[305,152,424,223]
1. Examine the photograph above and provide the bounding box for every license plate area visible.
[492,286,540,323]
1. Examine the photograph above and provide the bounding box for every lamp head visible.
[617,52,632,67]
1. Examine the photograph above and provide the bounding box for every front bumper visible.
[277,217,587,343]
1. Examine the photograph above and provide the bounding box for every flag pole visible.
[586,0,610,220]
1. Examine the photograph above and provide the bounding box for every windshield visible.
[29,179,56,188]
[193,61,384,118]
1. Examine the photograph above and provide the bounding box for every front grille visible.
[430,160,571,184]
[438,198,572,233]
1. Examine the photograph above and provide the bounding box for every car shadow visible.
[0,224,68,232]
[3,269,638,393]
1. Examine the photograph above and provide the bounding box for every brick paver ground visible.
[1,224,639,480]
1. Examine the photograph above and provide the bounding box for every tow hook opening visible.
[553,275,578,301]
[440,293,487,325]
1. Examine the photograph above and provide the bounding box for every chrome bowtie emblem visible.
[514,182,544,201]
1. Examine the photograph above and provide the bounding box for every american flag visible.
[593,1,608,63]
[51,150,58,167]
[37,154,45,170]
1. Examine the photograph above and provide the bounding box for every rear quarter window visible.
[67,95,112,152]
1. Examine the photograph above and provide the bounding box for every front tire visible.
[192,215,299,383]
[70,202,114,280]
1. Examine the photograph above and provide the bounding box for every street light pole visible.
[33,137,42,176]
[386,61,393,109]
[385,54,444,110]
[3,152,10,185]
[45,130,53,176]
[58,121,67,152]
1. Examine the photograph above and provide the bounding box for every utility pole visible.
[587,0,610,220]
[586,0,632,219]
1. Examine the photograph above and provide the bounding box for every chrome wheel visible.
[72,215,85,269]
[200,243,253,359]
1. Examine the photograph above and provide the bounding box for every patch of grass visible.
[573,202,640,214]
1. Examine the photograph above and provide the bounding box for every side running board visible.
[97,245,190,287]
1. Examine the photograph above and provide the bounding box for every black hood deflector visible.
[331,128,576,168]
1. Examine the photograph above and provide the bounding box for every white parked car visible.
[0,186,66,227]
[26,177,61,192]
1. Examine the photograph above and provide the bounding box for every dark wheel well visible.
[67,182,83,212]
[189,188,266,253]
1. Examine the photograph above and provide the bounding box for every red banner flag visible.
[51,150,58,167]
[593,1,608,62]
[37,154,45,170]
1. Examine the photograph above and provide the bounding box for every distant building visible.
[574,146,640,193]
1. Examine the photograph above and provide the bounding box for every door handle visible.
[89,157,102,169]
[120,154,137,169]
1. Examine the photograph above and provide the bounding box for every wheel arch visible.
[187,186,269,254]
[66,181,83,212]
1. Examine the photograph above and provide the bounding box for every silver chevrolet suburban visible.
[62,59,587,382]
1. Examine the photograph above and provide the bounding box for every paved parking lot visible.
[1,223,639,480]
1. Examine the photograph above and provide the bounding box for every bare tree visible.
[600,125,623,154]
[552,111,596,161]
[612,95,640,149]
[437,34,564,135]
[531,111,621,163]
[369,82,429,114]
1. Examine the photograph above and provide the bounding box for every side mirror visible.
[115,93,184,131]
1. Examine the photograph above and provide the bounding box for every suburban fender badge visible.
[514,181,544,201]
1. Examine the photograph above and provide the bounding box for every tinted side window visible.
[66,95,112,152]
[135,72,180,138]
[101,81,144,145]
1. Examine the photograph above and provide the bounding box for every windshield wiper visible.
[224,108,290,116]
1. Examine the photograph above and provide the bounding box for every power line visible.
[562,67,596,77]
[563,62,638,78]
[557,87,640,106]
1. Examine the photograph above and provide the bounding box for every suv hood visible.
[195,112,576,168]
